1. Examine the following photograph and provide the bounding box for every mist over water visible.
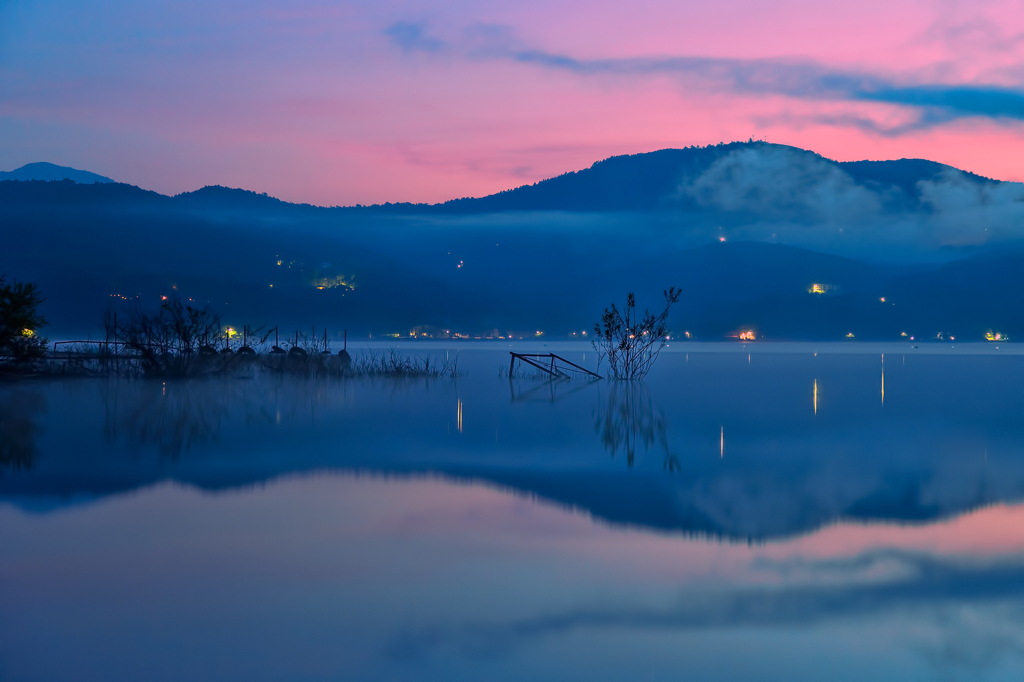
[4,344,1024,680]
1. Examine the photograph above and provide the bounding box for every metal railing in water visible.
[509,352,601,379]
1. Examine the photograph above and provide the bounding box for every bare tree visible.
[592,288,681,380]
[112,299,222,377]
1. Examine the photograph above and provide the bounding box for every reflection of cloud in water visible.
[387,543,1024,676]
[0,389,46,471]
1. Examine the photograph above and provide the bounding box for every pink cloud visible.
[2,0,1024,204]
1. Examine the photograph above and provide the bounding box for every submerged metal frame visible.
[509,352,601,379]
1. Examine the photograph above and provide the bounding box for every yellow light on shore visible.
[21,328,35,337]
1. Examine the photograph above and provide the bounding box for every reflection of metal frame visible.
[509,352,601,379]
[508,375,600,403]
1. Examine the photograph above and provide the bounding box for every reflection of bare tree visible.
[0,390,46,471]
[117,383,232,459]
[594,382,679,470]
[101,376,370,459]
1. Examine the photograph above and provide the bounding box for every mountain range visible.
[3,142,1024,340]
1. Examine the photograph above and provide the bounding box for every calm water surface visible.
[3,343,1024,681]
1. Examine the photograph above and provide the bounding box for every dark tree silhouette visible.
[0,275,48,366]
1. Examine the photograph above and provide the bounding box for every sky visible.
[2,0,1024,205]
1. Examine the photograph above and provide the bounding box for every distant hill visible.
[402,142,1000,214]
[0,162,114,184]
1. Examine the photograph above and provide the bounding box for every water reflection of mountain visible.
[2,357,1022,541]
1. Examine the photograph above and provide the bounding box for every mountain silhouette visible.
[3,141,1023,338]
[377,142,1001,214]
[0,162,114,184]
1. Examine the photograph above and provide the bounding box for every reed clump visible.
[262,347,458,379]
[43,342,459,380]
[350,348,459,378]
[30,299,462,381]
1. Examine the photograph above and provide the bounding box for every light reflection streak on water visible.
[881,353,885,406]
[457,399,463,433]
[720,426,724,458]
[814,379,818,415]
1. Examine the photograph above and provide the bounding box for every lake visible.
[3,342,1024,681]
